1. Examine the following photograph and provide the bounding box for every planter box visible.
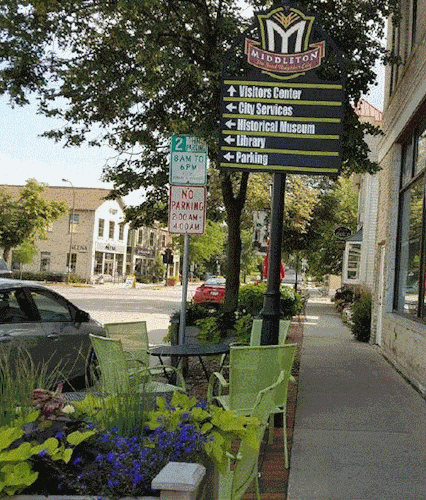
[11,462,208,500]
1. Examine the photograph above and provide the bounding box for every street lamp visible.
[62,178,75,280]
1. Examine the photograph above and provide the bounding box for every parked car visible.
[0,258,13,279]
[0,279,105,388]
[193,276,226,306]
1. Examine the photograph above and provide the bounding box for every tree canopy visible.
[0,0,397,309]
[0,179,67,260]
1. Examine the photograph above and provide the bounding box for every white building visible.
[342,100,382,289]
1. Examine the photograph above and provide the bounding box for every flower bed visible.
[1,383,260,499]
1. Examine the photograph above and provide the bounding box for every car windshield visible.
[204,278,225,286]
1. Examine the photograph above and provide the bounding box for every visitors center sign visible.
[219,4,345,176]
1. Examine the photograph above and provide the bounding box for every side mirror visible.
[75,309,90,323]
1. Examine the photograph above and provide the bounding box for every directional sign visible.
[219,78,344,175]
[170,135,208,185]
[168,185,206,234]
[218,5,345,176]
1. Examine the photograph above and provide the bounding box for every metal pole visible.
[261,172,286,345]
[62,179,75,281]
[178,233,190,344]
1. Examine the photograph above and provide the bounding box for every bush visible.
[350,292,372,342]
[238,282,302,319]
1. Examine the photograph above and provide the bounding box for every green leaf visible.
[67,430,96,446]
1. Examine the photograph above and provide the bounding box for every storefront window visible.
[395,123,426,319]
[94,251,103,274]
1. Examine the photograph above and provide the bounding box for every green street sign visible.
[170,135,208,185]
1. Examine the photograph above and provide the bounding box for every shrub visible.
[238,282,302,319]
[234,314,253,344]
[350,292,372,342]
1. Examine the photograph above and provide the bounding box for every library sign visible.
[219,4,345,176]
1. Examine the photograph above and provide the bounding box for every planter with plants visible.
[1,374,260,499]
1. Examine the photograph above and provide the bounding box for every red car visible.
[193,277,226,305]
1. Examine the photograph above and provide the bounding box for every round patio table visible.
[149,343,230,381]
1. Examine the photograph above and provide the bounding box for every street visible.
[50,282,198,346]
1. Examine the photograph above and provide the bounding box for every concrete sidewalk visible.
[287,298,426,500]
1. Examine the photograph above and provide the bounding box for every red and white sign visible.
[168,185,206,234]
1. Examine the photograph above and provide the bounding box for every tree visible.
[0,0,397,310]
[187,220,225,277]
[0,179,67,261]
[305,177,359,278]
[11,241,38,278]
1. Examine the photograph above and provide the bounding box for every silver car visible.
[0,279,105,388]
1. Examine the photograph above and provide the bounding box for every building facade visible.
[372,0,426,394]
[342,100,382,289]
[2,184,178,283]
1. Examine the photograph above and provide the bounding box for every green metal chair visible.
[104,321,152,367]
[218,370,288,500]
[104,320,179,378]
[89,334,186,395]
[249,318,290,346]
[208,343,297,468]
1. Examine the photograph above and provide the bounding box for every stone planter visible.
[11,462,207,500]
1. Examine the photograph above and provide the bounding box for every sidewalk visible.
[287,298,426,500]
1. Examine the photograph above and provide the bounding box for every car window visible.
[205,278,226,286]
[0,289,33,323]
[29,290,73,322]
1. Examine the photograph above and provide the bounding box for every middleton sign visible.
[219,4,345,176]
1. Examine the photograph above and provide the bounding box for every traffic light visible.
[163,248,173,264]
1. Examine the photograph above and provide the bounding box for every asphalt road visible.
[50,282,198,346]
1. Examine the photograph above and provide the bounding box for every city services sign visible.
[168,185,206,235]
[219,4,345,176]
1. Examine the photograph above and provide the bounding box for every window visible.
[395,121,426,319]
[40,252,51,272]
[344,243,362,282]
[30,290,72,322]
[94,251,103,274]
[0,289,32,323]
[68,213,79,233]
[149,232,155,246]
[66,253,77,274]
[138,230,143,245]
[109,221,115,239]
[118,222,125,241]
[98,219,105,238]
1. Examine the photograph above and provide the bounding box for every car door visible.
[25,287,92,382]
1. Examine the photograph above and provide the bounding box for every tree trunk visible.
[221,172,249,313]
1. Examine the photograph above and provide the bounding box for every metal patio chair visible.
[208,343,297,468]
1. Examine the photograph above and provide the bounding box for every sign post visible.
[219,2,345,343]
[168,136,208,345]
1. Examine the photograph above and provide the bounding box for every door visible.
[27,287,90,381]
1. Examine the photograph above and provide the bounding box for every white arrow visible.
[224,152,234,161]
[227,85,237,96]
[225,119,236,129]
[226,103,237,112]
[224,135,235,145]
